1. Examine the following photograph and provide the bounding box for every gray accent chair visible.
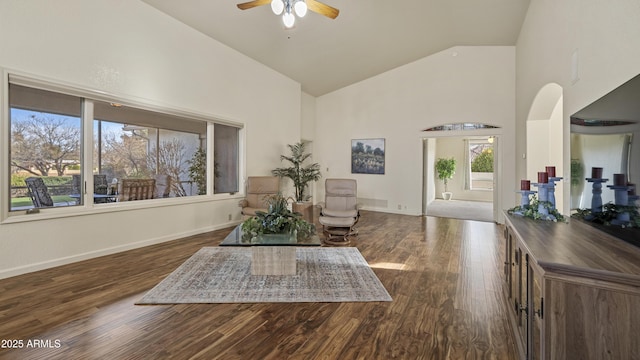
[317,178,360,245]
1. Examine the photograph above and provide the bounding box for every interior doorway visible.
[422,134,500,222]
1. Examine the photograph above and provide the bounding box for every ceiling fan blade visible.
[237,0,271,10]
[306,0,339,19]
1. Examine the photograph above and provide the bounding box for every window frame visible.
[1,69,245,223]
[466,138,494,191]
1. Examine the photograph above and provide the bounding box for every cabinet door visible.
[529,262,543,360]
[510,238,519,303]
[503,226,513,296]
[514,248,527,347]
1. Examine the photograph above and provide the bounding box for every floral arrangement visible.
[572,203,640,228]
[508,194,566,222]
[241,193,316,241]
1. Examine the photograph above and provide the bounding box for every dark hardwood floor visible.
[0,211,517,359]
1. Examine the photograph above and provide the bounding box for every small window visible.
[214,124,240,194]
[467,139,494,190]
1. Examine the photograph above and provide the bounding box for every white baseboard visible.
[359,206,421,216]
[0,220,241,280]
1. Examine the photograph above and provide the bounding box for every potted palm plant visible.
[272,142,322,219]
[435,157,456,200]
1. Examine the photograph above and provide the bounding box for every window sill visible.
[1,193,244,224]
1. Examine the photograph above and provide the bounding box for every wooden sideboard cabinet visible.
[503,213,640,360]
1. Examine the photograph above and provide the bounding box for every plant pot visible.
[292,201,314,222]
[442,192,453,201]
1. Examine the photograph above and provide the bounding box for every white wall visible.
[423,138,437,211]
[516,0,640,214]
[299,92,319,202]
[314,46,515,217]
[301,92,316,142]
[0,0,301,278]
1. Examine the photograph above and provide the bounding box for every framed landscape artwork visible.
[351,138,385,174]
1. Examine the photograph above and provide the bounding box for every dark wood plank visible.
[0,211,517,359]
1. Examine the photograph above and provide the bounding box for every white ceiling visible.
[141,0,531,96]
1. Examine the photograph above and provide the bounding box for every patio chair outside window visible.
[25,177,55,208]
[118,179,156,201]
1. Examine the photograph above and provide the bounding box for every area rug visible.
[427,199,494,222]
[136,247,392,304]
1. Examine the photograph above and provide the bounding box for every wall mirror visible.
[570,73,640,245]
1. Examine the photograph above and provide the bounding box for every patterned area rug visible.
[137,247,392,304]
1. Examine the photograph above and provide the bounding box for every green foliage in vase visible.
[508,194,567,222]
[241,193,316,241]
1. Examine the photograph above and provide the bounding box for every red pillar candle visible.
[591,167,603,179]
[521,180,531,190]
[545,166,556,177]
[538,172,549,184]
[614,173,626,186]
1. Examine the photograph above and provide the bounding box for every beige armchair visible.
[318,178,360,245]
[238,176,280,217]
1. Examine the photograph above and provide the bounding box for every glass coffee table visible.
[220,225,321,246]
[220,225,321,275]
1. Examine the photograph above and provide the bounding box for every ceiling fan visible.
[237,0,339,28]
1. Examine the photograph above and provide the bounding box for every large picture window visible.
[7,76,242,213]
[93,100,206,200]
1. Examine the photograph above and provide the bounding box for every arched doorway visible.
[526,83,565,213]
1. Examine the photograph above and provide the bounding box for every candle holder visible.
[512,189,537,217]
[607,183,632,226]
[585,177,609,220]
[547,176,563,209]
[629,194,639,208]
[532,182,556,220]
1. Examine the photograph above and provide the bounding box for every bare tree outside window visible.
[11,114,81,176]
[148,138,188,197]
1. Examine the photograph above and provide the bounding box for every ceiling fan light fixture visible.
[271,0,284,15]
[283,11,295,27]
[294,0,307,17]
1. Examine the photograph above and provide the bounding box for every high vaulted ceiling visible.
[142,0,531,96]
